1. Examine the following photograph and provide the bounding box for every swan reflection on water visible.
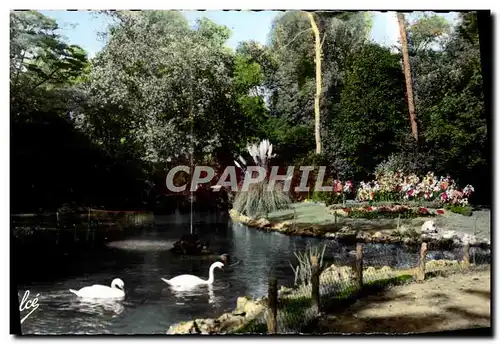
[58,298,126,317]
[166,283,228,306]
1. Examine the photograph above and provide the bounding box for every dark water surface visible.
[17,212,490,335]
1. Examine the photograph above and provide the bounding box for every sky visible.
[38,10,459,58]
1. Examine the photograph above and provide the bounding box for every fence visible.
[236,241,490,334]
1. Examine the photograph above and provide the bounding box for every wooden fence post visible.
[267,277,278,334]
[417,242,427,282]
[311,255,320,313]
[463,244,470,267]
[355,242,364,290]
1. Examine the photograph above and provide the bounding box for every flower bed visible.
[299,172,474,212]
[356,171,474,206]
[329,200,443,210]
[336,205,446,219]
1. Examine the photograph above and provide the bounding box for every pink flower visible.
[333,180,343,193]
[344,180,353,193]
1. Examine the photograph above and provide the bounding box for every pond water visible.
[17,212,490,335]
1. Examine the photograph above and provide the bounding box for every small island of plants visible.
[227,140,487,248]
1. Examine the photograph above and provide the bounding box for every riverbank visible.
[229,203,491,249]
[312,266,491,334]
[166,261,489,334]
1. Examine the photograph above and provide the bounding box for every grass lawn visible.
[266,202,338,225]
[264,202,427,234]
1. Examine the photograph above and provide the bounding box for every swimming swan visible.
[69,278,125,299]
[161,262,224,287]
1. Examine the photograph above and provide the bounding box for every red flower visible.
[418,207,429,214]
[436,209,445,215]
[392,205,407,212]
[366,206,373,211]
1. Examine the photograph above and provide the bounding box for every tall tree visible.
[405,13,451,113]
[268,11,371,156]
[397,13,418,142]
[77,11,245,165]
[306,12,322,154]
[10,10,88,118]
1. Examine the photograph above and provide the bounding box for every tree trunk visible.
[397,13,418,142]
[307,12,322,154]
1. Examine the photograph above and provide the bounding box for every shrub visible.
[289,243,327,286]
[345,209,422,219]
[233,181,291,218]
[342,205,440,219]
[306,179,353,205]
[375,153,411,176]
[445,204,473,216]
[375,150,431,177]
[232,139,292,218]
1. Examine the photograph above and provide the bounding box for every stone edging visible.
[166,296,266,334]
[229,209,491,249]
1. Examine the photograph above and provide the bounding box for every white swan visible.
[161,262,224,287]
[69,278,125,299]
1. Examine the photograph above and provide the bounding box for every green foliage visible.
[307,191,343,206]
[267,11,370,126]
[10,10,490,212]
[292,152,345,202]
[231,320,267,334]
[80,11,246,164]
[412,12,487,202]
[232,45,271,149]
[329,43,408,176]
[407,13,451,52]
[265,118,314,163]
[10,10,89,117]
[374,148,432,177]
[370,191,403,203]
[444,204,473,216]
[10,10,153,212]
